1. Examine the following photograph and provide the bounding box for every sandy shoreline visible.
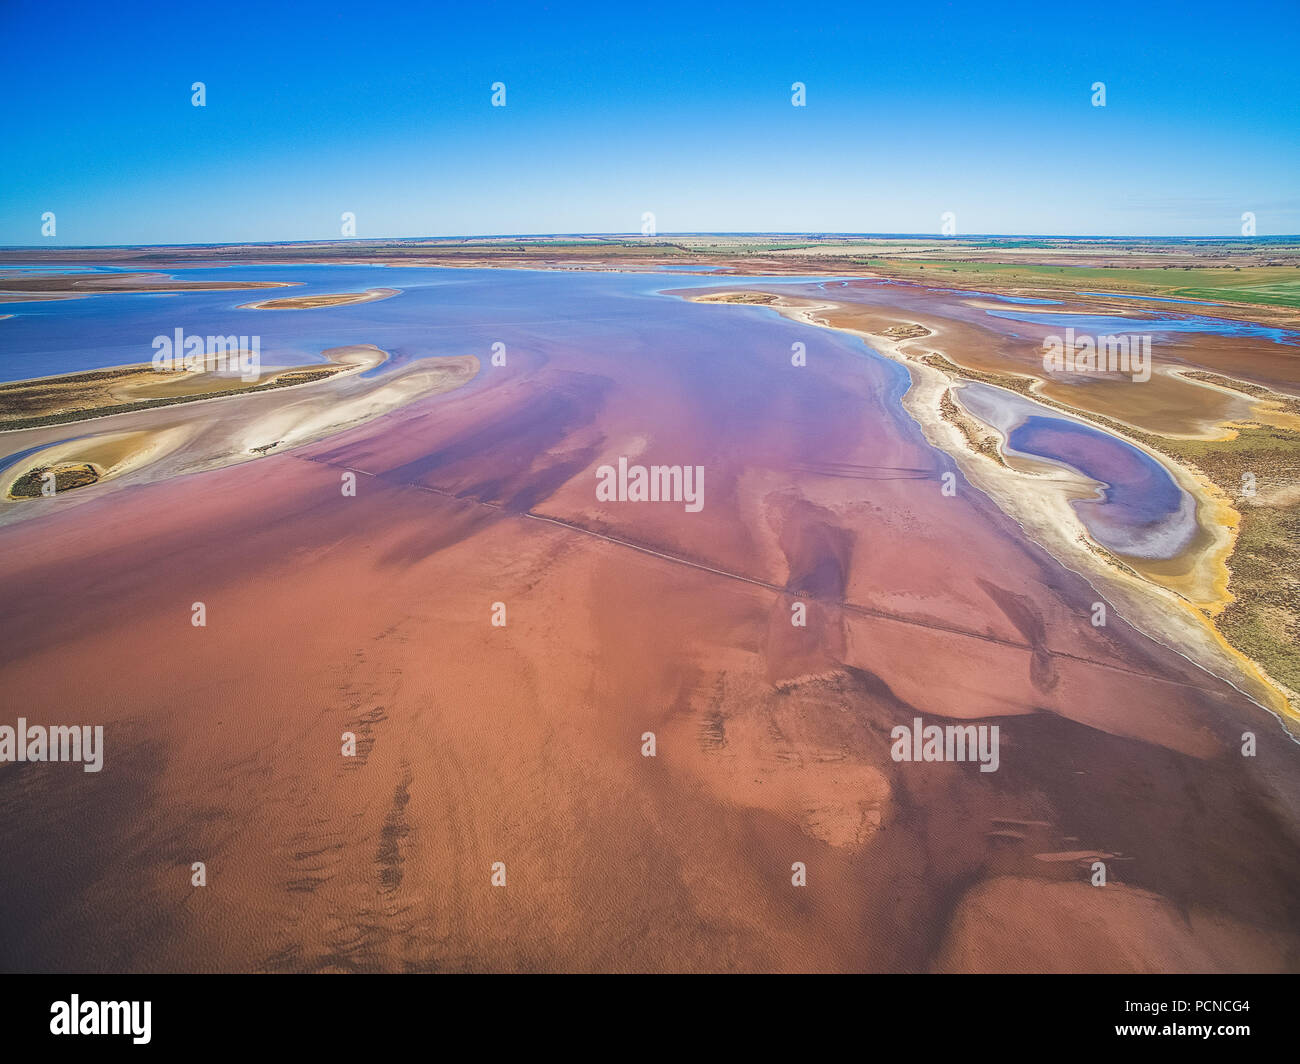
[690,290,1300,732]
[0,346,479,519]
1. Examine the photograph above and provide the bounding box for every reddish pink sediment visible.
[0,291,1297,973]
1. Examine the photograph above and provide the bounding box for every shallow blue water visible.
[0,265,843,383]
[1006,415,1194,556]
[983,307,1297,344]
[0,264,130,274]
[0,264,1193,556]
[956,379,1196,559]
[944,289,1064,305]
[1008,416,1182,521]
[1080,291,1221,306]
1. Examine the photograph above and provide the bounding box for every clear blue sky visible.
[2,0,1298,245]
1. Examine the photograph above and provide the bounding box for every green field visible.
[859,260,1300,308]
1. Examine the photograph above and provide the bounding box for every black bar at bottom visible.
[0,973,1286,1052]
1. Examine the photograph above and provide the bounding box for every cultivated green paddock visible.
[860,260,1300,309]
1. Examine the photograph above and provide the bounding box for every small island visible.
[237,287,401,310]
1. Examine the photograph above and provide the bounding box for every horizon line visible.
[4,232,1300,252]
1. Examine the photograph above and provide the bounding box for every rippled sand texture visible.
[1,272,1298,972]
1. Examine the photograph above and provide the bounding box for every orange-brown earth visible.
[0,283,1298,973]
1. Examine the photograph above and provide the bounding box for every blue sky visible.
[2,0,1298,244]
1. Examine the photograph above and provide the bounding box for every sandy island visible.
[0,346,479,509]
[0,271,295,303]
[0,357,352,432]
[237,287,401,311]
